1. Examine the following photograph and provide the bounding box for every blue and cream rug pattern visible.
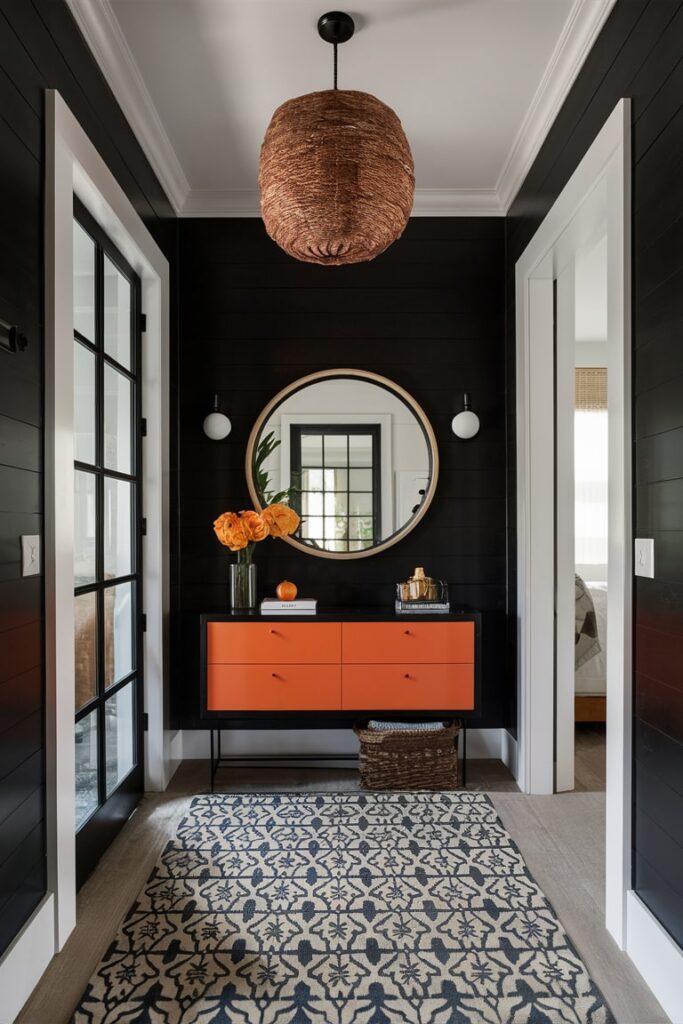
[73,792,613,1023]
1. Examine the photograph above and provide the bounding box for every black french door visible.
[73,197,144,887]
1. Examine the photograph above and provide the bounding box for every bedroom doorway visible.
[572,236,608,794]
[515,99,631,943]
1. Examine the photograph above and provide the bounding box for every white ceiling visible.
[67,0,616,216]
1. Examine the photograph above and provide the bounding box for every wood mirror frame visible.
[245,368,439,560]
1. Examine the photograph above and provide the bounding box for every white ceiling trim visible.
[179,188,505,218]
[496,0,618,211]
[66,0,617,218]
[65,0,190,213]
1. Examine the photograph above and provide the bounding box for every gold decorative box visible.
[397,567,448,604]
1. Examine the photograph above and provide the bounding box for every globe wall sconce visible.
[203,394,232,441]
[451,393,480,439]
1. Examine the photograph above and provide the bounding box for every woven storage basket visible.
[354,721,460,791]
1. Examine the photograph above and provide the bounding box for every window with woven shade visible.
[575,367,607,410]
[575,366,608,577]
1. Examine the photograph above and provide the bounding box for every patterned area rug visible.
[73,792,613,1024]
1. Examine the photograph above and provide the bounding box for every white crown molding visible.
[411,189,504,217]
[496,0,618,211]
[179,187,505,217]
[68,0,616,218]
[65,0,190,213]
[179,189,262,218]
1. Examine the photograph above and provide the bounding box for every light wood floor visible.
[18,746,666,1024]
[574,723,607,792]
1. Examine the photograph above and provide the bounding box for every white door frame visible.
[515,99,631,944]
[43,91,171,951]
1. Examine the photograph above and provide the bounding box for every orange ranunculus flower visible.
[240,510,269,543]
[213,511,249,551]
[262,503,300,538]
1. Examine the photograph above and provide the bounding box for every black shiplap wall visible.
[505,0,683,948]
[174,217,507,729]
[0,0,174,958]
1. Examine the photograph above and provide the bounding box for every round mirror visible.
[246,369,439,559]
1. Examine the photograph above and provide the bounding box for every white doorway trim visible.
[515,99,631,944]
[43,90,171,964]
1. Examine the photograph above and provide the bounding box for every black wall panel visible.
[0,0,174,959]
[173,217,508,729]
[506,0,683,949]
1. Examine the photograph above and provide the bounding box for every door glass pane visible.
[104,255,132,369]
[75,470,97,586]
[74,342,96,464]
[349,516,373,540]
[104,477,132,579]
[74,592,97,711]
[302,492,324,516]
[105,681,135,796]
[349,493,373,515]
[327,469,347,492]
[103,364,133,474]
[73,221,95,342]
[324,492,347,515]
[349,468,373,491]
[300,435,322,467]
[324,434,348,467]
[75,710,99,829]
[104,582,133,689]
[349,434,373,467]
[301,469,323,491]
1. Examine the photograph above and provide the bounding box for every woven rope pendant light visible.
[259,12,414,266]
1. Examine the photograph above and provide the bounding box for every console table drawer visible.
[207,664,341,711]
[342,663,474,710]
[342,621,474,665]
[207,621,342,664]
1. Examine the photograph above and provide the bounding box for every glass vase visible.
[230,552,257,613]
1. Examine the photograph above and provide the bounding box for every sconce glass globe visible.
[203,411,232,441]
[451,409,480,440]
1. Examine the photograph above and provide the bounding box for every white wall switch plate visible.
[634,538,654,578]
[21,535,40,577]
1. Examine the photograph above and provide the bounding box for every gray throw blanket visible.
[575,573,601,668]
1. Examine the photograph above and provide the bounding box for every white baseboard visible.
[501,730,519,778]
[464,728,503,759]
[178,727,505,761]
[627,890,683,1023]
[0,895,55,1024]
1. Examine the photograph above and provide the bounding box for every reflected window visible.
[291,426,380,552]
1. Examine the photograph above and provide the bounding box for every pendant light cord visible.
[333,40,338,89]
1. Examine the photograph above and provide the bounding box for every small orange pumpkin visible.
[276,580,298,601]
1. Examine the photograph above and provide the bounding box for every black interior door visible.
[73,198,144,887]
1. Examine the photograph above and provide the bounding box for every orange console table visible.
[200,611,481,787]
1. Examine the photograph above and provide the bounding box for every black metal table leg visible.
[461,720,467,788]
[210,728,215,793]
[217,729,222,791]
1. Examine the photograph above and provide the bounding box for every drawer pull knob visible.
[404,630,412,635]
[270,629,279,635]
[272,672,282,679]
[404,673,413,679]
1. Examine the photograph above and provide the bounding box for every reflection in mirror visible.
[248,373,437,558]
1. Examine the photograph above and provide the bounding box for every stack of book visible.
[260,598,317,616]
[395,599,450,615]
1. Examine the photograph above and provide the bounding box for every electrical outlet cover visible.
[634,538,654,579]
[21,534,40,576]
